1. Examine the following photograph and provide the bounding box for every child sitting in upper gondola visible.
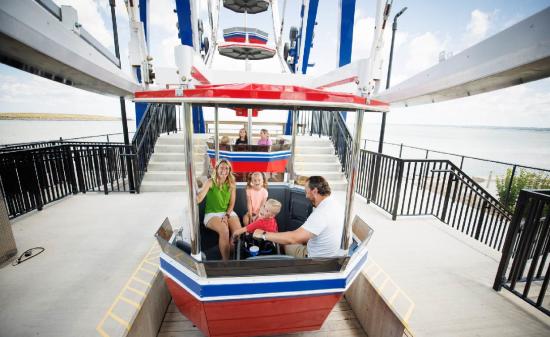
[243,172,268,225]
[257,128,272,146]
[232,198,281,240]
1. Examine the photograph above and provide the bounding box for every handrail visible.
[0,143,135,218]
[131,104,178,192]
[303,111,512,251]
[494,188,550,315]
[362,138,550,173]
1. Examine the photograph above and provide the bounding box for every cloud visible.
[388,78,550,127]
[462,9,491,48]
[0,68,134,118]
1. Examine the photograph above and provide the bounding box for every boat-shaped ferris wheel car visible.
[135,83,389,337]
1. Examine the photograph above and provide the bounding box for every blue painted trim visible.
[345,251,369,286]
[161,258,346,298]
[139,0,148,43]
[284,111,292,135]
[192,106,205,133]
[135,103,148,128]
[338,0,356,67]
[301,0,319,74]
[175,0,194,46]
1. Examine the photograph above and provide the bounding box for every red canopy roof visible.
[134,83,389,112]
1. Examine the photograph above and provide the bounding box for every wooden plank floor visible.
[157,298,367,337]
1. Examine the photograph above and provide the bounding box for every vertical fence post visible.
[460,156,464,170]
[425,150,429,159]
[31,153,44,211]
[392,160,405,220]
[106,134,110,143]
[399,143,403,158]
[493,192,528,290]
[504,165,517,210]
[440,172,455,222]
[474,200,488,240]
[318,111,323,138]
[99,147,109,194]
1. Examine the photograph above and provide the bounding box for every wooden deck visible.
[157,298,366,337]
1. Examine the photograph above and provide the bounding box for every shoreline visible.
[0,113,132,121]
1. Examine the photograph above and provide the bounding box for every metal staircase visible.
[140,133,348,192]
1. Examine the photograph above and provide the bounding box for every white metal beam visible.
[375,7,550,106]
[0,0,140,97]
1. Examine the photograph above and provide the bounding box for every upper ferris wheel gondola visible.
[135,0,392,336]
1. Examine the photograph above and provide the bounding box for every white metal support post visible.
[183,103,201,259]
[341,109,364,250]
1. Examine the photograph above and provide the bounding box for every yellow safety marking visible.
[139,267,156,275]
[119,296,140,308]
[132,277,152,288]
[143,259,159,267]
[362,258,416,327]
[388,288,400,304]
[379,277,391,291]
[108,312,130,329]
[96,327,110,337]
[127,286,146,296]
[96,242,160,336]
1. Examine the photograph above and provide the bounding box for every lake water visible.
[1,120,549,190]
[0,120,136,144]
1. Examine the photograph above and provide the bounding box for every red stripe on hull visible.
[164,277,342,337]
[210,158,289,172]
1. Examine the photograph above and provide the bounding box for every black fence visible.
[301,111,513,251]
[0,143,134,218]
[493,189,550,315]
[132,103,178,192]
[358,152,512,251]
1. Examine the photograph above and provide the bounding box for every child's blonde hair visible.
[260,128,270,138]
[265,199,282,216]
[220,135,230,145]
[247,172,268,189]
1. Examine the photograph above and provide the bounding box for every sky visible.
[0,0,549,128]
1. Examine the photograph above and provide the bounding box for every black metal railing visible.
[361,138,550,212]
[359,152,512,250]
[131,103,178,192]
[0,143,134,218]
[493,189,550,315]
[302,111,513,251]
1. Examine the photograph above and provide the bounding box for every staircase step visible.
[142,171,186,182]
[151,153,185,161]
[155,144,185,153]
[294,162,341,171]
[148,161,195,171]
[295,171,345,180]
[295,146,334,154]
[294,154,339,162]
[326,179,348,191]
[140,181,187,192]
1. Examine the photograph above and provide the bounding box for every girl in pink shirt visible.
[243,172,268,225]
[257,129,272,146]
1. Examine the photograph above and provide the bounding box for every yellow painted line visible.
[96,242,159,336]
[96,326,110,337]
[119,296,140,308]
[133,276,151,288]
[388,289,400,304]
[127,286,146,296]
[139,267,156,275]
[143,256,160,267]
[379,277,391,291]
[132,276,152,287]
[108,312,130,329]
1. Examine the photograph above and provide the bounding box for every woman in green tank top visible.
[197,159,241,260]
